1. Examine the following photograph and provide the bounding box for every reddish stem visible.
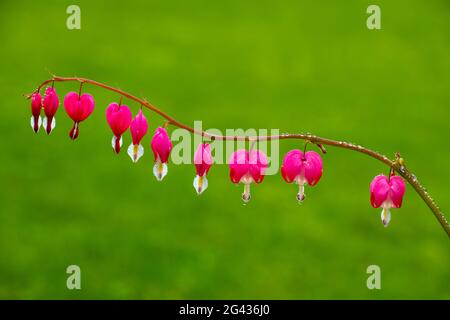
[25,75,450,237]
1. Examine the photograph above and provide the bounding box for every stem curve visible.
[26,75,450,237]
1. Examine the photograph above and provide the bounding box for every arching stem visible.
[25,75,450,237]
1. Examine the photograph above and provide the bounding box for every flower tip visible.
[296,192,305,203]
[43,116,56,135]
[30,115,41,133]
[112,136,123,154]
[128,143,144,163]
[296,184,306,204]
[242,192,251,203]
[241,182,252,203]
[193,175,208,195]
[381,208,391,227]
[69,123,79,140]
[153,160,168,181]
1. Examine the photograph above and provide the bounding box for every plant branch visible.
[26,76,450,237]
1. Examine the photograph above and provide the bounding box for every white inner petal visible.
[153,160,168,181]
[242,183,251,203]
[193,175,208,195]
[127,143,144,163]
[71,123,79,139]
[240,174,254,185]
[111,136,123,150]
[296,183,305,203]
[30,115,42,132]
[381,207,391,227]
[295,175,306,185]
[42,117,56,134]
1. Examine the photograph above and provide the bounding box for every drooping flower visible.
[151,127,172,181]
[370,174,406,227]
[30,92,42,133]
[106,102,132,154]
[229,149,268,203]
[193,143,213,194]
[42,87,59,134]
[64,92,95,140]
[127,109,148,162]
[281,150,323,203]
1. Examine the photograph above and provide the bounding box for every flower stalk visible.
[25,75,450,237]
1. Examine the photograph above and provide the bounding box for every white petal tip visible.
[127,143,144,163]
[153,161,168,181]
[112,136,123,153]
[381,208,391,227]
[193,175,208,195]
[43,116,56,134]
[242,193,251,203]
[30,115,42,133]
[296,184,305,204]
[242,183,251,203]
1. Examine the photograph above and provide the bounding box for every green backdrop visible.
[0,0,448,299]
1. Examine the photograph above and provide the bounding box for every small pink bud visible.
[106,103,132,154]
[127,110,148,163]
[281,150,323,203]
[370,174,406,227]
[193,143,213,194]
[30,92,42,133]
[151,127,172,181]
[64,92,95,140]
[229,149,268,203]
[42,87,59,135]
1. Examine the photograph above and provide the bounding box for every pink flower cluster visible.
[30,87,173,181]
[30,88,406,227]
[30,87,59,134]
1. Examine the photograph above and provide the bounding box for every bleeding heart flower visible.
[127,110,148,162]
[229,149,268,203]
[30,92,42,133]
[370,174,406,227]
[42,87,59,135]
[64,92,95,140]
[151,127,172,181]
[281,150,323,203]
[193,143,213,194]
[106,102,132,154]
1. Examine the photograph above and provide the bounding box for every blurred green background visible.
[0,0,449,299]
